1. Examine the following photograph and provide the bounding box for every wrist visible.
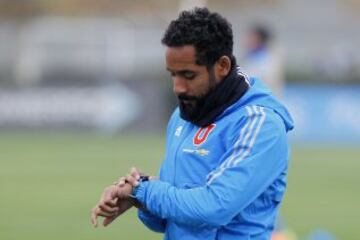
[117,183,133,199]
[128,176,150,210]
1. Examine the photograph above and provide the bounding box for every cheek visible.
[190,79,210,96]
[189,71,211,95]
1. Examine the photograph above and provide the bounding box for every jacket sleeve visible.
[137,152,168,233]
[136,110,179,232]
[137,163,167,233]
[134,106,290,227]
[137,210,166,233]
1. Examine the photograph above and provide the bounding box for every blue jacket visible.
[134,77,294,240]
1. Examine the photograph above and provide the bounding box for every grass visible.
[0,132,359,240]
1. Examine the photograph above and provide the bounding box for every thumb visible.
[103,215,118,227]
[130,167,141,179]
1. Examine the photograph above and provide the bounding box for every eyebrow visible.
[166,69,195,74]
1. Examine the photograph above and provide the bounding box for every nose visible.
[173,77,187,96]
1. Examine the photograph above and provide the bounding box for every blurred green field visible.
[0,132,359,240]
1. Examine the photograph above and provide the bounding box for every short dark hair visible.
[161,7,234,68]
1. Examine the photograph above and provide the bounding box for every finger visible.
[103,214,118,227]
[102,186,120,203]
[117,177,126,187]
[101,198,118,208]
[130,167,140,180]
[126,174,139,187]
[99,203,120,214]
[91,207,99,227]
[110,198,118,206]
[96,208,117,218]
[100,186,115,203]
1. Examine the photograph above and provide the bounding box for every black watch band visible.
[139,175,150,182]
[127,175,150,212]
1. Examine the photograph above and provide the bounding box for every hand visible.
[91,183,133,228]
[91,167,158,228]
[115,167,158,211]
[116,167,159,188]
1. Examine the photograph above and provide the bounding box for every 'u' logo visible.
[193,124,216,146]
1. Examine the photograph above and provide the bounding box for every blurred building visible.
[0,0,360,136]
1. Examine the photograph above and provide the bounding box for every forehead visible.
[165,45,198,70]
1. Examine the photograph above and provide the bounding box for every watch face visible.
[139,175,150,182]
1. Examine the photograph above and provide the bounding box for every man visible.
[91,8,294,240]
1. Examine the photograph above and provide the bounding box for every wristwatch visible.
[127,175,150,211]
[138,175,150,183]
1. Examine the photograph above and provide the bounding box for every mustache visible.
[178,94,198,101]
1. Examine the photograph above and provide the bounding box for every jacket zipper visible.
[173,123,194,185]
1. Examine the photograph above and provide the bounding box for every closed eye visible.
[166,69,197,80]
[180,71,196,80]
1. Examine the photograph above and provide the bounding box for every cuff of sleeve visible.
[133,180,150,204]
[138,208,154,218]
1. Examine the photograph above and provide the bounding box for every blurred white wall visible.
[1,0,359,87]
[0,0,359,132]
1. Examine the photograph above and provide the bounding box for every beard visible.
[177,60,249,127]
[178,94,205,121]
[178,69,217,123]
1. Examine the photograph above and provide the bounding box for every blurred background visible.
[0,0,359,240]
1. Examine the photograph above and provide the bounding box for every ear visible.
[214,56,231,83]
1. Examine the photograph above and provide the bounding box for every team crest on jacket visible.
[193,124,216,146]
